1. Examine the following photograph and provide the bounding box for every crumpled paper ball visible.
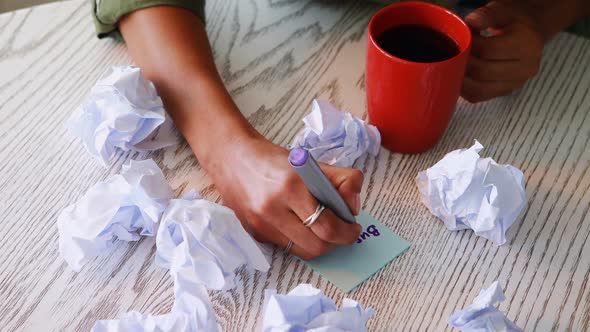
[291,99,381,168]
[92,282,219,332]
[262,284,374,332]
[57,159,173,271]
[416,140,526,245]
[448,281,523,332]
[155,192,270,290]
[68,66,176,167]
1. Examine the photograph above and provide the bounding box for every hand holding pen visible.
[207,139,362,260]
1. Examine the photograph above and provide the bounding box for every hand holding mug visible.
[366,2,472,153]
[461,0,544,102]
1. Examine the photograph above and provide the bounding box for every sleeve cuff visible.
[91,0,205,40]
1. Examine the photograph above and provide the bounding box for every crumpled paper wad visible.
[448,281,523,332]
[262,284,374,331]
[57,159,173,271]
[91,191,271,332]
[92,282,219,332]
[68,66,176,166]
[156,192,270,291]
[291,100,381,168]
[416,140,526,245]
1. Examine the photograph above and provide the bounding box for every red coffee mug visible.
[366,1,471,154]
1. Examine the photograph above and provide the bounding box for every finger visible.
[273,229,327,261]
[466,56,539,82]
[465,1,516,31]
[289,190,362,245]
[310,208,363,245]
[251,212,330,260]
[319,164,364,215]
[278,210,338,256]
[266,224,315,260]
[461,76,525,103]
[471,25,543,60]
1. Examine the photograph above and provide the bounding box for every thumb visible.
[465,1,516,31]
[320,163,364,216]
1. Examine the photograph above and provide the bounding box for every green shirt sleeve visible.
[91,0,205,40]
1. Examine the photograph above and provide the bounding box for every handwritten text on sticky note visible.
[357,224,380,243]
[303,210,411,292]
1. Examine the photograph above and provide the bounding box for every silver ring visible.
[284,240,294,254]
[303,204,325,228]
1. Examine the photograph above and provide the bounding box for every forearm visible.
[119,6,261,170]
[524,0,590,40]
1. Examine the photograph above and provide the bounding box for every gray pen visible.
[288,147,356,224]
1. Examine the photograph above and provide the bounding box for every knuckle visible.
[280,172,302,199]
[248,216,265,232]
[283,171,300,190]
[318,222,339,241]
[351,169,364,183]
[252,200,275,219]
[475,6,492,18]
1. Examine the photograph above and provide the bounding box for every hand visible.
[209,137,363,260]
[462,1,545,102]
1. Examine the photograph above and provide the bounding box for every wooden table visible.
[1,1,589,331]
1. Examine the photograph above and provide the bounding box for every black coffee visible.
[377,24,460,63]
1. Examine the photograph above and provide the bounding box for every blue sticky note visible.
[303,210,411,292]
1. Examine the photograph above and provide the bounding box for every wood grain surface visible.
[1,1,589,331]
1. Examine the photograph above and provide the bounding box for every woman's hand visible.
[119,6,362,260]
[209,137,363,260]
[461,1,545,102]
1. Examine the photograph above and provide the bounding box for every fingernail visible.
[354,194,361,215]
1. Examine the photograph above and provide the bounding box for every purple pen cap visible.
[289,147,309,167]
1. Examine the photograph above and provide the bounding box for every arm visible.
[118,6,362,259]
[525,0,590,40]
[461,0,590,102]
[119,7,257,167]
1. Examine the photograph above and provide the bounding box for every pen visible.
[288,147,357,224]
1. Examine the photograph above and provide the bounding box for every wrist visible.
[189,119,264,173]
[164,76,265,173]
[524,0,588,40]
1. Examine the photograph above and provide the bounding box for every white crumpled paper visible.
[92,282,219,332]
[448,281,523,332]
[92,311,199,332]
[156,192,270,290]
[416,140,526,245]
[68,66,177,166]
[92,191,271,332]
[291,100,381,168]
[57,159,173,271]
[262,284,374,332]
